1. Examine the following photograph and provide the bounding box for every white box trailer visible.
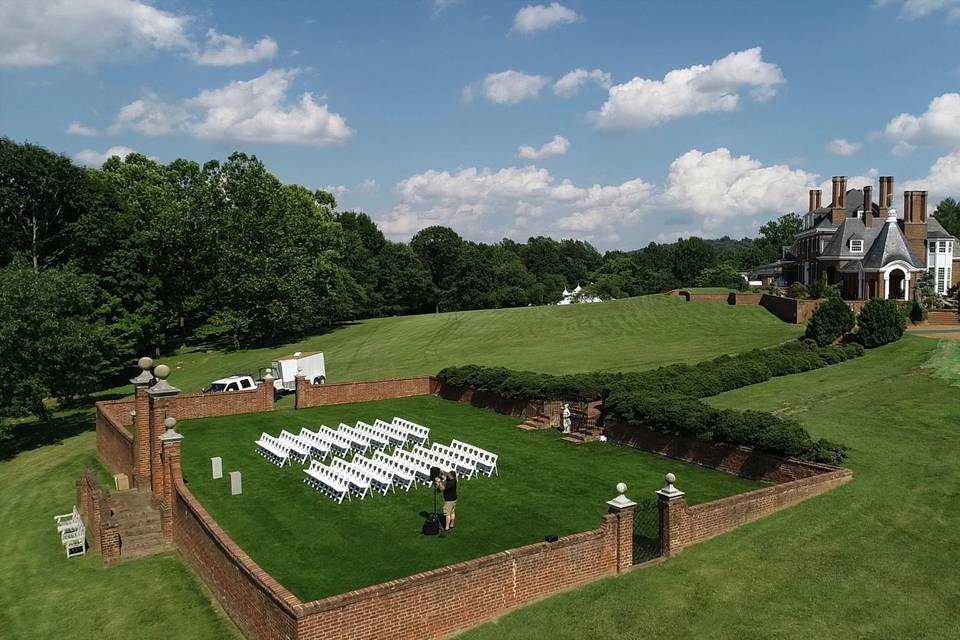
[271,352,326,392]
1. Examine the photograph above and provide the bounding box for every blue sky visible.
[2,0,960,249]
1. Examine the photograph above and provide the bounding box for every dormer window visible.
[850,239,864,253]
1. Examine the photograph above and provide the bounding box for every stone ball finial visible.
[154,364,171,380]
[164,417,177,430]
[138,356,154,370]
[616,482,627,495]
[665,472,676,484]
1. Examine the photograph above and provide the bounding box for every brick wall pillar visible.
[133,386,151,489]
[294,373,308,409]
[657,473,688,557]
[259,374,275,411]
[606,483,637,573]
[158,419,184,539]
[145,364,181,508]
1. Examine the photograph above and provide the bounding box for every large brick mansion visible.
[777,176,959,300]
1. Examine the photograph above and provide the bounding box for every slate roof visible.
[928,215,956,240]
[859,218,923,269]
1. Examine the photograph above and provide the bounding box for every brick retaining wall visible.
[172,473,632,640]
[295,376,438,409]
[729,292,762,305]
[76,469,121,561]
[163,383,274,420]
[95,399,135,479]
[436,384,561,420]
[659,468,852,555]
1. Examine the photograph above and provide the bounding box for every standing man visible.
[438,470,457,531]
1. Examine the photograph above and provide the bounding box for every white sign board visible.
[211,457,223,479]
[229,471,242,495]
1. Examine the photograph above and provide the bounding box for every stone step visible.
[121,532,167,552]
[113,543,173,564]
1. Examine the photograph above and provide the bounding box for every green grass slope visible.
[459,337,960,639]
[179,396,759,600]
[0,430,238,639]
[147,295,800,393]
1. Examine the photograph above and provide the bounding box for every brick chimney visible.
[862,185,874,227]
[830,176,847,225]
[903,190,928,261]
[878,176,894,216]
[808,189,822,212]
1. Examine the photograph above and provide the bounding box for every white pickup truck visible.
[271,352,326,393]
[204,375,257,393]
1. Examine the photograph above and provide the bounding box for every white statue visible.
[562,403,572,434]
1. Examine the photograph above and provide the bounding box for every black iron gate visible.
[632,498,661,564]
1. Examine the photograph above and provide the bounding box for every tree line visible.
[5,137,954,419]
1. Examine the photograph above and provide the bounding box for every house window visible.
[939,241,947,253]
[929,242,936,253]
[938,267,947,293]
[850,239,864,253]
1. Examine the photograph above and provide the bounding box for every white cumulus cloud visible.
[192,29,278,66]
[884,93,960,155]
[463,70,549,104]
[877,0,960,19]
[588,47,784,131]
[0,0,190,68]
[518,135,570,160]
[902,150,960,202]
[827,138,861,156]
[111,69,352,146]
[66,122,98,136]
[553,68,612,98]
[511,3,582,34]
[74,145,136,167]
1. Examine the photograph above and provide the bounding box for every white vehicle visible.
[271,351,326,393]
[205,375,257,393]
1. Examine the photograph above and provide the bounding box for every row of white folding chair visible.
[354,421,390,450]
[350,455,398,493]
[303,460,351,504]
[297,428,332,460]
[337,423,372,456]
[431,443,477,480]
[330,456,388,499]
[408,446,456,479]
[392,448,440,484]
[372,419,409,449]
[277,430,311,463]
[450,440,499,476]
[254,433,291,467]
[316,425,353,457]
[370,451,417,491]
[393,417,430,446]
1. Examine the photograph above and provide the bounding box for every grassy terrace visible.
[126,294,800,394]
[180,396,760,600]
[459,337,960,639]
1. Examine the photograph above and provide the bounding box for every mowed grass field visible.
[0,295,798,639]
[458,337,960,640]
[179,396,759,600]
[130,295,800,394]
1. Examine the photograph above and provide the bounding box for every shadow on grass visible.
[0,410,93,461]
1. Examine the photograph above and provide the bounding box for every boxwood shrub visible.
[856,298,907,348]
[805,296,855,346]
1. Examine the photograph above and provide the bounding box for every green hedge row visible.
[436,340,861,464]
[603,391,848,465]
[436,341,865,402]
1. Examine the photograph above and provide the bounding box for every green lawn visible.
[0,428,238,639]
[123,294,799,394]
[179,396,760,601]
[458,337,960,639]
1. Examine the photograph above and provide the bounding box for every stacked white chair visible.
[451,439,499,476]
[354,421,389,451]
[303,460,351,503]
[278,430,311,463]
[337,423,371,456]
[317,425,353,458]
[392,417,430,446]
[372,451,416,491]
[298,428,332,461]
[54,507,86,558]
[373,419,408,450]
[254,433,291,467]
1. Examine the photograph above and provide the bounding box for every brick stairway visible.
[516,413,553,431]
[927,309,959,325]
[110,490,170,562]
[561,400,604,444]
